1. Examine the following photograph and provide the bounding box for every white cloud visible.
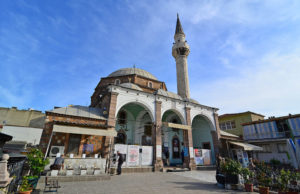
[194,51,300,117]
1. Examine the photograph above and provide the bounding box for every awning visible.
[229,141,263,151]
[162,122,191,130]
[53,125,117,137]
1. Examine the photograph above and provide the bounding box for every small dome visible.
[120,83,143,91]
[108,68,158,80]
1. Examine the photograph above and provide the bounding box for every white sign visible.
[127,145,139,166]
[114,144,127,154]
[142,146,153,166]
[156,145,162,158]
[189,147,194,158]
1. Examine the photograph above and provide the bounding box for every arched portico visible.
[192,115,216,164]
[161,110,185,166]
[115,103,153,146]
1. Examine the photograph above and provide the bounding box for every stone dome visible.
[108,68,158,81]
[120,83,143,91]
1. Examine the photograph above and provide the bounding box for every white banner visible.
[142,146,153,166]
[114,144,128,167]
[189,147,194,158]
[127,145,139,166]
[156,145,162,158]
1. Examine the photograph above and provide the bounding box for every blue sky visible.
[0,0,300,117]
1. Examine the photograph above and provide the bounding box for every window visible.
[277,143,287,153]
[260,144,271,153]
[115,79,121,85]
[148,81,153,88]
[219,121,236,130]
[118,111,127,125]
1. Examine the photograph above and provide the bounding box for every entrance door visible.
[172,137,180,159]
[67,134,81,155]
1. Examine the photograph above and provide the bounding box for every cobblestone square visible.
[35,171,253,194]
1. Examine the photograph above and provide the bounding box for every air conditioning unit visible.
[49,146,65,157]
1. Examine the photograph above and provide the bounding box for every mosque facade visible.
[89,15,221,170]
[39,15,221,171]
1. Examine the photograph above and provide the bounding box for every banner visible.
[156,145,162,158]
[142,146,153,166]
[127,145,139,166]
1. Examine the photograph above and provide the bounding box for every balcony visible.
[244,131,292,141]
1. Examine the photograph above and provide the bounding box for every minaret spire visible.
[172,14,190,99]
[175,13,185,36]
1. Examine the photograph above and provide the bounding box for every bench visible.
[44,176,60,192]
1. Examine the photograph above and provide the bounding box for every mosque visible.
[40,15,221,171]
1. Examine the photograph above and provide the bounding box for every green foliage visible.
[19,176,31,192]
[278,169,291,191]
[240,167,254,184]
[220,159,242,175]
[270,158,281,165]
[257,172,272,187]
[27,148,49,176]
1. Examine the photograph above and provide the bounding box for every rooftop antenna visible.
[133,64,136,74]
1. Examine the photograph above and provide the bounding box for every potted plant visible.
[26,148,49,189]
[18,176,32,194]
[257,171,272,194]
[221,159,242,185]
[241,167,254,192]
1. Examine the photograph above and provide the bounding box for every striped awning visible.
[229,141,263,151]
[53,125,117,137]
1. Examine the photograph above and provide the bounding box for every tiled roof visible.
[219,111,265,118]
[47,105,107,120]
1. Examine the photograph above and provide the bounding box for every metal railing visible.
[244,131,291,140]
[6,158,26,193]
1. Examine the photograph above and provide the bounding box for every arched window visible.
[148,81,153,88]
[115,79,121,85]
[115,131,127,144]
[118,110,127,125]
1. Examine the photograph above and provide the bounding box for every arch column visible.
[153,101,163,171]
[211,113,221,156]
[102,92,118,158]
[185,107,196,170]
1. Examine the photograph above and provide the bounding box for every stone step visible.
[110,167,154,173]
[196,165,216,171]
[163,167,190,172]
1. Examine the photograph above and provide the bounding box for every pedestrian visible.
[117,151,124,175]
[50,154,65,170]
[181,149,185,164]
[165,149,170,166]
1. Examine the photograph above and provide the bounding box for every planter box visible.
[94,168,101,175]
[225,174,239,184]
[244,183,253,192]
[81,169,87,176]
[66,169,73,176]
[216,174,225,185]
[258,186,269,194]
[50,170,58,176]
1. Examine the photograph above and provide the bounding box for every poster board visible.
[114,144,128,166]
[141,146,153,166]
[156,145,162,158]
[189,147,194,158]
[202,149,211,165]
[194,149,204,165]
[127,145,139,166]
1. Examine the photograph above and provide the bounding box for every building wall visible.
[0,107,45,128]
[219,113,264,136]
[253,141,289,163]
[40,113,106,157]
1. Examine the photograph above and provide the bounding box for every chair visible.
[44,176,60,192]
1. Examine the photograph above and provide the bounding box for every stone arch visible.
[116,100,154,122]
[161,109,185,165]
[191,114,216,164]
[115,102,154,145]
[161,109,185,124]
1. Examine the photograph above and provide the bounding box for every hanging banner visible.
[142,146,153,166]
[127,145,139,166]
[189,147,194,158]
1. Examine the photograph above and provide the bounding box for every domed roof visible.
[120,83,143,91]
[108,68,158,81]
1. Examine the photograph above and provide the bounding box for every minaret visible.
[172,14,190,99]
